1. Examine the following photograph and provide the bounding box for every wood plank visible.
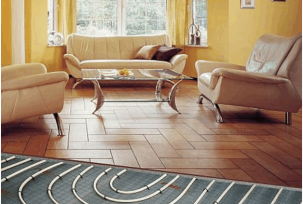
[159,129,194,150]
[191,142,257,150]
[111,150,139,167]
[145,135,180,158]
[241,149,301,182]
[129,142,164,168]
[161,158,237,169]
[23,135,50,156]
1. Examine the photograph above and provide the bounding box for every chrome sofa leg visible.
[197,94,224,123]
[285,112,292,125]
[197,94,204,104]
[53,113,65,136]
[214,104,224,123]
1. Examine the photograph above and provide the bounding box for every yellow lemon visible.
[119,70,125,75]
[124,70,130,76]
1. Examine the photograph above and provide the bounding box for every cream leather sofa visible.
[196,33,302,124]
[1,63,69,135]
[64,34,188,80]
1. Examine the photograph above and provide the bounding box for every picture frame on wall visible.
[240,0,255,9]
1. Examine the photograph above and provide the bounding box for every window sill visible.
[185,44,209,48]
[47,45,66,47]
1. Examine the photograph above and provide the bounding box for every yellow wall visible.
[25,0,67,72]
[183,0,302,77]
[183,0,230,77]
[3,0,301,75]
[1,0,12,66]
[228,0,302,65]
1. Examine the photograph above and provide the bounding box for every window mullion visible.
[120,0,126,36]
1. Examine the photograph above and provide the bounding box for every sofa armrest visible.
[1,63,47,81]
[195,60,245,76]
[64,54,81,68]
[1,71,69,92]
[208,68,289,89]
[169,54,188,67]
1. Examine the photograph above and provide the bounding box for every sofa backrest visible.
[66,34,170,61]
[246,33,302,76]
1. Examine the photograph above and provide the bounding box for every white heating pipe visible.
[194,180,215,204]
[214,182,235,204]
[1,155,16,163]
[94,172,179,203]
[72,165,94,204]
[110,169,167,194]
[2,158,32,172]
[270,188,283,204]
[169,178,196,204]
[48,164,82,204]
[238,184,256,204]
[1,160,46,183]
[18,162,64,204]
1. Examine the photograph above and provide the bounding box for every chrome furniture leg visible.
[53,113,65,136]
[197,94,224,123]
[72,79,84,89]
[197,94,204,104]
[214,103,224,123]
[155,79,164,101]
[91,80,105,114]
[168,79,182,114]
[285,112,292,125]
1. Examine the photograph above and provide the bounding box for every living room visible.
[1,0,302,203]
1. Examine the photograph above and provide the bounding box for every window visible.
[76,0,167,36]
[189,0,207,45]
[48,0,57,34]
[47,0,64,46]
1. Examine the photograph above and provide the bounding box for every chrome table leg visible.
[91,80,105,114]
[72,79,84,89]
[155,79,164,101]
[168,79,182,114]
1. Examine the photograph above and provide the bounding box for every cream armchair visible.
[1,63,69,135]
[195,33,302,125]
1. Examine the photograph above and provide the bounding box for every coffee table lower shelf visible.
[88,78,183,114]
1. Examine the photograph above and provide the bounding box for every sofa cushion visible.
[134,45,161,60]
[152,46,182,61]
[80,59,172,70]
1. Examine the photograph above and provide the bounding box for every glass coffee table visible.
[80,69,192,114]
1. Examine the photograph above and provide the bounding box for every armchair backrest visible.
[246,33,302,100]
[246,33,302,75]
[277,36,302,100]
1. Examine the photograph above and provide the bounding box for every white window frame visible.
[76,0,167,36]
[48,0,57,33]
[189,0,207,46]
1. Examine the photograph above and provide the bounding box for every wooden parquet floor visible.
[1,79,302,188]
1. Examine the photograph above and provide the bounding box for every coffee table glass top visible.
[81,69,192,81]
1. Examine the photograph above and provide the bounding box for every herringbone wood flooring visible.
[1,79,302,188]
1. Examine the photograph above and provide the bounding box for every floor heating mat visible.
[1,153,302,204]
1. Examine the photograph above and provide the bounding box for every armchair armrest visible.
[195,60,245,76]
[209,68,289,89]
[1,71,69,92]
[64,54,81,68]
[169,54,188,67]
[1,63,47,81]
